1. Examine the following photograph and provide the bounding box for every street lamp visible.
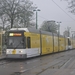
[33,9,40,29]
[57,21,61,52]
[57,22,61,35]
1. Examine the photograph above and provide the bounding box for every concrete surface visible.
[0,50,75,75]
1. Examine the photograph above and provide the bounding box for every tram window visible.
[68,39,71,45]
[27,37,31,48]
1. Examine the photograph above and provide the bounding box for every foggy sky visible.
[31,0,75,35]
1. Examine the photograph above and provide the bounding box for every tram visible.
[5,27,75,58]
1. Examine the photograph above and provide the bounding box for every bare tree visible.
[19,0,36,27]
[63,27,71,37]
[63,30,69,37]
[68,0,75,14]
[0,15,8,30]
[0,0,21,28]
[0,0,35,29]
[40,20,58,33]
[62,0,75,14]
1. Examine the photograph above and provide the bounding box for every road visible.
[0,50,75,75]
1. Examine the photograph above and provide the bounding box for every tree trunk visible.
[11,19,13,28]
[3,22,4,30]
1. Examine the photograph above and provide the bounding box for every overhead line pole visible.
[33,9,40,29]
[57,22,61,52]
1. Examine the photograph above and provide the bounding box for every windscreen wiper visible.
[14,40,22,49]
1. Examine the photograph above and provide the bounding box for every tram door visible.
[68,38,71,49]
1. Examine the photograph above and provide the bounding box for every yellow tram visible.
[5,27,75,58]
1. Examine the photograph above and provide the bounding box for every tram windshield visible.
[7,36,25,49]
[5,32,26,49]
[7,30,26,49]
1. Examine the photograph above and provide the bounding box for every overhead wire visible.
[33,0,75,23]
[52,0,75,21]
[38,15,48,20]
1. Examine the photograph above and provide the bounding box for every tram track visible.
[10,52,74,75]
[36,57,74,75]
[10,57,71,75]
[36,58,73,75]
[10,60,67,75]
[2,50,74,75]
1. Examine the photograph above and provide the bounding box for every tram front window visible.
[7,37,25,49]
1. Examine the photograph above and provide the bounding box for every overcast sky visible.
[31,0,75,35]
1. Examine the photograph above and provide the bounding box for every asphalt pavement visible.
[0,50,75,75]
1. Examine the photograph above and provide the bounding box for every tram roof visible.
[10,27,40,33]
[9,27,65,37]
[10,27,52,35]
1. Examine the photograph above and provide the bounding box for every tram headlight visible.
[7,50,8,53]
[19,50,23,53]
[7,50,10,53]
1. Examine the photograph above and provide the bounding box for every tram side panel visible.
[70,38,73,49]
[73,38,75,49]
[65,38,68,50]
[59,36,65,51]
[41,34,53,55]
[64,37,66,50]
[72,38,75,49]
[72,39,74,49]
[24,32,40,58]
[53,34,58,53]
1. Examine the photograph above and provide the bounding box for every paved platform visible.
[20,50,75,75]
[0,50,75,75]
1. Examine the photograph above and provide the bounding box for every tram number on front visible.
[12,50,16,54]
